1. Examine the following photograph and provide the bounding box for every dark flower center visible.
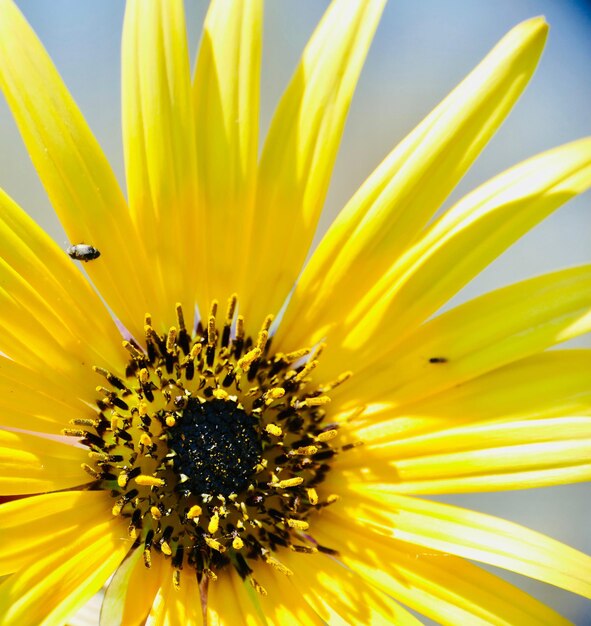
[168,397,261,497]
[65,297,357,593]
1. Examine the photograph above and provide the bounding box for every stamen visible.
[82,299,350,587]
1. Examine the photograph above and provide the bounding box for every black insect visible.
[66,243,101,262]
[428,357,448,364]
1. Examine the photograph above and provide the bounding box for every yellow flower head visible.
[0,1,589,624]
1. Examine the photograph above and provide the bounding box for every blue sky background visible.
[1,1,590,624]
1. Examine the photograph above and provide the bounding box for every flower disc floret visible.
[64,296,353,591]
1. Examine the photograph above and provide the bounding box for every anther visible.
[93,366,128,390]
[208,513,220,534]
[289,445,318,457]
[175,303,186,332]
[286,519,309,530]
[227,535,242,552]
[265,556,293,577]
[166,327,177,354]
[272,477,304,489]
[81,463,101,479]
[62,428,86,438]
[135,475,165,487]
[70,418,98,428]
[212,388,229,400]
[123,340,145,360]
[265,424,282,437]
[294,395,331,409]
[186,505,202,520]
[205,537,225,553]
[316,429,338,442]
[264,387,285,404]
[237,348,260,371]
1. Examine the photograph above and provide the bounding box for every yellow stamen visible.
[286,519,309,530]
[307,488,319,505]
[316,429,338,442]
[166,327,177,353]
[135,475,165,487]
[232,536,244,550]
[265,556,293,577]
[264,387,285,404]
[208,513,220,534]
[123,340,144,360]
[265,423,282,437]
[187,505,202,519]
[289,445,318,456]
[150,506,162,520]
[139,433,152,447]
[205,537,225,553]
[237,347,261,370]
[274,477,304,489]
[213,388,229,400]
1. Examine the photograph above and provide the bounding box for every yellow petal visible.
[157,568,202,626]
[341,137,591,363]
[340,265,591,408]
[0,430,87,495]
[359,349,591,441]
[0,516,131,626]
[0,189,126,400]
[100,546,163,626]
[0,491,110,576]
[0,356,88,434]
[193,0,262,310]
[341,416,591,494]
[280,550,423,625]
[242,0,386,329]
[341,490,591,599]
[251,561,325,626]
[278,17,548,349]
[122,0,199,331]
[0,0,156,340]
[206,570,258,626]
[313,514,570,626]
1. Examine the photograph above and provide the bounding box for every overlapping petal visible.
[281,550,423,625]
[338,491,591,599]
[193,0,262,311]
[122,0,200,331]
[339,138,591,364]
[242,0,386,328]
[364,350,591,435]
[0,356,87,434]
[0,0,157,340]
[0,516,131,626]
[100,547,163,626]
[313,514,571,626]
[0,430,87,495]
[336,266,591,407]
[278,16,549,349]
[0,188,126,399]
[0,491,111,577]
[339,416,591,493]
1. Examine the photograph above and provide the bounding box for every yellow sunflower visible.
[0,0,590,624]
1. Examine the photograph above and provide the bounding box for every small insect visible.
[66,243,101,262]
[428,357,448,364]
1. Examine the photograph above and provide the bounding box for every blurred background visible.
[1,1,590,624]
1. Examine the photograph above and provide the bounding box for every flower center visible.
[168,397,261,497]
[64,296,354,592]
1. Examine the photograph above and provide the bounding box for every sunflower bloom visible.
[0,0,590,624]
